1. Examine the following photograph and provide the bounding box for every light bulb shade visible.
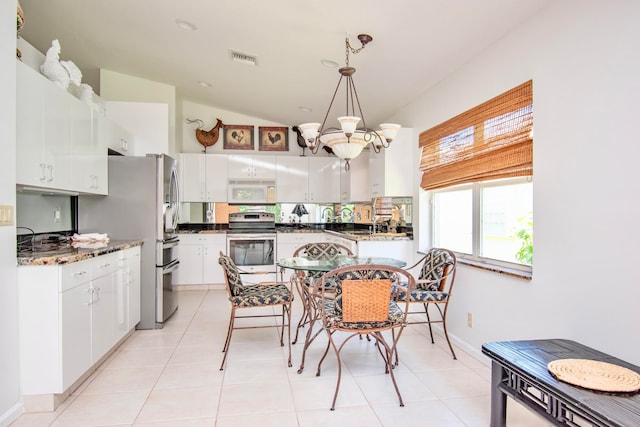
[379,123,401,141]
[298,122,321,146]
[322,131,368,160]
[337,116,360,136]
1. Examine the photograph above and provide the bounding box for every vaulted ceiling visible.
[18,0,551,128]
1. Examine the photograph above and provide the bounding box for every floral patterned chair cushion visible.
[395,248,455,302]
[219,254,292,307]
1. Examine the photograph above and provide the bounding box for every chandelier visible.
[298,34,401,170]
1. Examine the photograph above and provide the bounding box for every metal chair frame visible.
[313,264,415,410]
[218,252,293,370]
[400,248,457,359]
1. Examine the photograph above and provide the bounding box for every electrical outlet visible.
[53,207,61,223]
[467,312,473,328]
[0,205,14,226]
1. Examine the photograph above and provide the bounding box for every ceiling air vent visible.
[229,50,257,66]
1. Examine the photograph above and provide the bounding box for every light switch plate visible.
[0,205,14,226]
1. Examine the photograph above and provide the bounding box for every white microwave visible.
[228,181,276,204]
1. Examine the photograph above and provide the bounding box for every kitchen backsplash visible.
[16,193,75,234]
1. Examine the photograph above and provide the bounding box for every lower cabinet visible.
[18,246,141,396]
[174,234,226,285]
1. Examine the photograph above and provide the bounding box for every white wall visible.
[389,0,640,364]
[0,1,22,425]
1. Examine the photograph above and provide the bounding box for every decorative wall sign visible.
[259,126,289,151]
[223,125,254,150]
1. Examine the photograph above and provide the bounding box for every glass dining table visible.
[277,254,407,373]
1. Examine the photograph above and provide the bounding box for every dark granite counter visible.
[17,240,143,266]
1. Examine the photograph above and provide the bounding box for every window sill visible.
[457,257,532,280]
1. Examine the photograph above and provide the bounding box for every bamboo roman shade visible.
[419,80,533,190]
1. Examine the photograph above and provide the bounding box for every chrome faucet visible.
[321,206,334,222]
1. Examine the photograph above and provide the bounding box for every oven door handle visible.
[162,239,180,249]
[162,259,180,274]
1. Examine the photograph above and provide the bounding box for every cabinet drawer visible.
[91,252,118,278]
[60,260,92,292]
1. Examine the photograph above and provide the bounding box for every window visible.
[431,178,532,268]
[420,81,533,271]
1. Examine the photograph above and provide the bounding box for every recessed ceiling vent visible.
[229,50,257,66]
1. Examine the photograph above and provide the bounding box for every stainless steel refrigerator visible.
[78,154,180,329]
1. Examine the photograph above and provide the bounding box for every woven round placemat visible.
[548,358,640,393]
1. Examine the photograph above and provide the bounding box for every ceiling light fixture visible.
[298,34,401,170]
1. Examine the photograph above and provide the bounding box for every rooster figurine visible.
[186,118,224,153]
[40,39,82,90]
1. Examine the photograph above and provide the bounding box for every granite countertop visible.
[17,239,143,266]
[177,230,227,234]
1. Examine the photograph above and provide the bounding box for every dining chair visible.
[314,264,415,410]
[285,242,354,344]
[396,247,458,359]
[217,252,293,370]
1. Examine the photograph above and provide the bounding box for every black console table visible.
[482,339,640,427]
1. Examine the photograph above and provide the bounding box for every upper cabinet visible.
[16,61,73,190]
[228,155,276,180]
[180,153,228,202]
[16,61,108,195]
[369,128,415,197]
[340,153,370,202]
[276,156,340,203]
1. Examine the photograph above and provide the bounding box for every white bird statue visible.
[40,39,82,89]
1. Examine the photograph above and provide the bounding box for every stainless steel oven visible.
[226,212,277,280]
[226,233,276,273]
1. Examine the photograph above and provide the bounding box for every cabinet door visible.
[341,154,370,202]
[205,154,229,201]
[42,77,73,189]
[60,282,92,389]
[70,94,95,193]
[203,235,226,284]
[229,155,276,180]
[127,247,141,330]
[90,272,116,363]
[175,242,204,285]
[91,113,108,195]
[16,61,46,187]
[252,155,276,180]
[309,157,341,202]
[180,153,206,202]
[228,155,254,179]
[276,156,308,202]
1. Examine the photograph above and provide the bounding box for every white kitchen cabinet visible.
[90,258,117,364]
[74,108,108,195]
[180,153,228,202]
[18,247,141,398]
[340,153,371,202]
[228,155,276,180]
[356,239,417,266]
[104,117,135,156]
[369,128,415,197]
[115,246,141,338]
[175,233,226,285]
[276,156,307,202]
[16,60,73,190]
[16,60,108,194]
[105,101,168,156]
[276,156,341,203]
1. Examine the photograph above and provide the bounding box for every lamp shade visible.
[298,122,321,147]
[379,123,401,141]
[337,116,360,136]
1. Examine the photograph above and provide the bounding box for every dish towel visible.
[71,233,110,249]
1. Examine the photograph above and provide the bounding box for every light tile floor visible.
[10,290,550,426]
